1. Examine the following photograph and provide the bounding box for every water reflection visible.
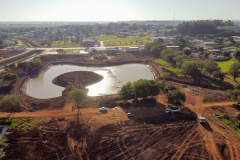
[26,64,154,99]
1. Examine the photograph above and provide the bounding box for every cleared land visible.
[0,53,239,159]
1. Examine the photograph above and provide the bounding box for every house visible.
[23,32,34,38]
[191,53,203,59]
[116,32,129,38]
[235,40,240,44]
[82,39,95,47]
[7,47,26,52]
[148,37,162,42]
[204,42,218,47]
[3,40,16,46]
[167,46,179,50]
[208,54,228,61]
[208,49,221,53]
[137,33,146,37]
[148,30,156,37]
[125,47,140,53]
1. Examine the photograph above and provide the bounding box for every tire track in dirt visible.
[171,128,198,160]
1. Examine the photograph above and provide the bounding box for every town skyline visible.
[0,0,240,22]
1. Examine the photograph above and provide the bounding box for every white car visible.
[127,113,135,117]
[99,107,107,112]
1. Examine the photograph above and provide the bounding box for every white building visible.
[204,42,218,47]
[125,47,140,53]
[167,46,179,50]
[7,47,26,52]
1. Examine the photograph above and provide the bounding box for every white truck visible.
[197,114,206,123]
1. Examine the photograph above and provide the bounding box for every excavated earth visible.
[0,53,239,159]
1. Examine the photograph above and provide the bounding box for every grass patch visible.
[155,59,172,67]
[0,118,41,131]
[166,67,184,75]
[51,41,81,47]
[200,77,224,88]
[217,59,236,73]
[104,36,151,46]
[155,58,184,76]
[89,35,118,41]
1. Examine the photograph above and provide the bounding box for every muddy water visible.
[26,64,154,99]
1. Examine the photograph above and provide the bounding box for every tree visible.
[118,82,134,101]
[67,89,88,115]
[204,59,220,74]
[213,71,225,82]
[234,51,240,62]
[118,80,161,101]
[184,50,191,56]
[0,94,19,113]
[9,63,16,69]
[167,90,186,106]
[3,73,18,81]
[229,63,240,81]
[182,61,200,77]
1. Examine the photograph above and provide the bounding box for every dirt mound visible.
[52,71,103,95]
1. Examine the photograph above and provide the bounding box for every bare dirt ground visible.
[0,52,240,159]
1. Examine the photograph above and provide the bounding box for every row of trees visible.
[176,20,235,35]
[118,79,186,106]
[118,79,162,101]
[18,57,42,71]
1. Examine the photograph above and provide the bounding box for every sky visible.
[0,0,240,21]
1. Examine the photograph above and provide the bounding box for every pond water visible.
[26,64,154,99]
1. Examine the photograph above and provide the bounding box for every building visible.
[208,54,228,61]
[167,46,179,50]
[89,48,122,55]
[125,47,140,53]
[7,47,26,52]
[3,40,16,46]
[191,53,203,59]
[137,33,146,37]
[82,39,95,47]
[204,42,218,47]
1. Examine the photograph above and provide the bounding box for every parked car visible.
[127,113,135,117]
[197,114,206,123]
[165,107,180,113]
[99,107,107,112]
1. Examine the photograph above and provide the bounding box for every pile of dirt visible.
[52,71,103,95]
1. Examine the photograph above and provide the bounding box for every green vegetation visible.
[176,20,235,35]
[67,89,89,114]
[200,77,224,88]
[50,49,81,54]
[0,94,18,112]
[89,35,118,41]
[228,63,240,81]
[166,67,184,76]
[3,73,18,81]
[8,118,41,130]
[155,58,184,76]
[155,59,171,67]
[118,79,161,101]
[217,59,236,73]
[18,57,42,71]
[167,90,186,106]
[104,36,151,46]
